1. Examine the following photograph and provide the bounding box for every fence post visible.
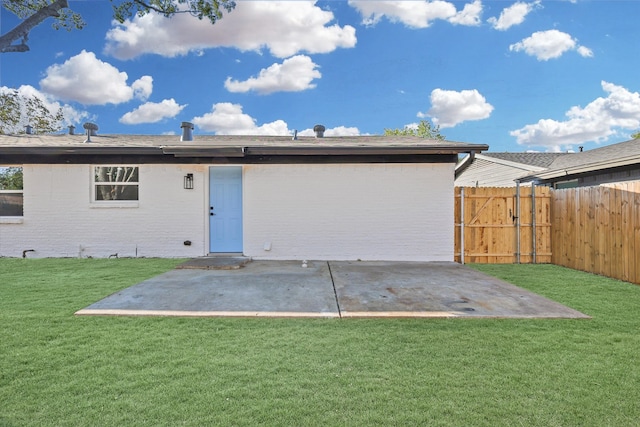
[516,183,521,264]
[460,187,465,265]
[532,182,537,264]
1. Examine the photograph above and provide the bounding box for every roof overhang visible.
[0,146,164,156]
[0,140,489,164]
[162,144,488,157]
[517,153,640,184]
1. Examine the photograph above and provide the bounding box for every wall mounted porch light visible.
[184,173,194,189]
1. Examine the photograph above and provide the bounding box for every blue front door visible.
[209,167,243,253]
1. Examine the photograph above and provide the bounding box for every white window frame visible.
[91,165,140,208]
[0,165,24,222]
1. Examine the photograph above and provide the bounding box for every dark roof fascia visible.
[2,153,460,165]
[161,146,246,157]
[1,143,488,164]
[0,146,166,165]
[163,144,488,157]
[238,154,460,164]
[0,146,163,156]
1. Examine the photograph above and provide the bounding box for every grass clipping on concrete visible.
[1,258,639,426]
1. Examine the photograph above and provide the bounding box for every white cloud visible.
[511,81,640,150]
[421,88,494,128]
[349,0,482,28]
[509,29,592,61]
[325,126,361,136]
[192,103,360,136]
[449,1,483,26]
[577,45,594,58]
[131,76,153,101]
[105,1,356,60]
[298,126,361,136]
[39,50,152,105]
[224,55,321,95]
[192,102,290,135]
[1,85,90,131]
[487,1,540,31]
[119,99,186,125]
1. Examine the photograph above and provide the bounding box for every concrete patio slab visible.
[330,261,588,318]
[78,261,339,318]
[76,261,590,319]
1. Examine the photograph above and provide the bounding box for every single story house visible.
[0,123,487,260]
[456,137,640,189]
[516,137,640,188]
[455,152,564,187]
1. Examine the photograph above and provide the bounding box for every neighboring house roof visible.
[457,138,640,187]
[518,138,640,183]
[481,152,563,168]
[455,153,564,187]
[0,133,488,164]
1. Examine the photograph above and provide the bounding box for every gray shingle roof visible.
[545,138,640,170]
[482,152,565,168]
[516,138,640,182]
[458,138,640,185]
[0,133,479,148]
[0,133,488,159]
[455,157,533,187]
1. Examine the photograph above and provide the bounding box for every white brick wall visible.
[0,164,207,258]
[0,162,454,260]
[243,163,454,261]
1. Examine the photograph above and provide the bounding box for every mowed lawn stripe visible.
[1,259,639,426]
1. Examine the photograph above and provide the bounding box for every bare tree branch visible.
[131,0,174,16]
[0,0,68,53]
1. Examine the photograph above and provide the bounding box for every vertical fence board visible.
[536,187,553,264]
[454,182,640,285]
[586,187,597,274]
[455,186,552,264]
[613,184,623,279]
[550,181,640,285]
[633,190,640,284]
[577,189,587,271]
[619,184,631,282]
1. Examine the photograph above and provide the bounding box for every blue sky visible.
[1,0,639,152]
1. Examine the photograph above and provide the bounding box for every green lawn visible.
[1,259,639,426]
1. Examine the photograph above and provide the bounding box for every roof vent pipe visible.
[24,124,32,135]
[68,125,75,135]
[83,122,98,136]
[313,124,325,138]
[83,122,98,143]
[292,129,298,141]
[181,122,194,142]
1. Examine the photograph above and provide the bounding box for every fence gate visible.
[454,186,552,264]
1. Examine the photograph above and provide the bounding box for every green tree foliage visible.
[1,0,235,53]
[383,119,445,140]
[631,131,640,140]
[0,90,20,132]
[0,89,64,134]
[112,0,236,24]
[0,167,23,190]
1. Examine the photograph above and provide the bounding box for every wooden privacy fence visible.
[454,186,552,264]
[552,181,640,284]
[454,182,640,285]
